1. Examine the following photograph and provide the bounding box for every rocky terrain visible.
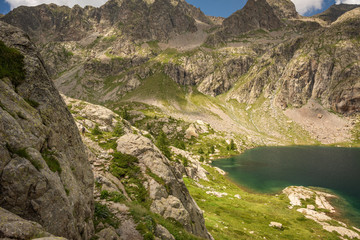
[0,22,93,239]
[1,0,360,239]
[1,0,358,147]
[62,95,213,239]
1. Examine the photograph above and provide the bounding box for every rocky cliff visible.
[2,0,211,43]
[0,21,94,239]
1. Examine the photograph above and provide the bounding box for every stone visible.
[96,227,121,240]
[155,224,176,240]
[206,191,228,198]
[269,222,283,229]
[0,207,54,240]
[307,205,316,210]
[234,194,241,199]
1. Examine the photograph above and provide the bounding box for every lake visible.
[211,146,360,227]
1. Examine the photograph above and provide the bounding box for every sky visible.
[1,0,360,16]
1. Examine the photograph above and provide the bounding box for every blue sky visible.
[0,0,355,16]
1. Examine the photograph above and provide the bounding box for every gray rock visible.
[0,207,54,239]
[116,134,212,239]
[96,227,121,240]
[155,224,175,240]
[0,22,94,239]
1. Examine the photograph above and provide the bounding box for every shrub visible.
[94,202,119,228]
[110,152,139,178]
[113,122,124,137]
[155,131,172,159]
[91,124,102,136]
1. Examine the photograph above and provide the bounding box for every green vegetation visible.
[147,40,160,50]
[128,202,203,240]
[184,166,341,240]
[41,149,62,174]
[91,124,103,136]
[0,40,26,87]
[94,202,119,229]
[110,152,139,178]
[25,98,40,108]
[62,46,73,58]
[155,131,172,159]
[5,144,42,170]
[100,190,126,203]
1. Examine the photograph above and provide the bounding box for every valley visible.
[0,0,359,239]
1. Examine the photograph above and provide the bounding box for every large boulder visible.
[0,22,94,239]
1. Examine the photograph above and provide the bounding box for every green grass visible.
[184,166,341,240]
[123,72,187,108]
[127,202,203,240]
[100,190,126,203]
[94,202,119,229]
[41,149,62,174]
[0,40,26,87]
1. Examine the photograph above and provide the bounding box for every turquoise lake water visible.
[211,146,360,227]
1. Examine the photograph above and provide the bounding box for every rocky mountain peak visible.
[265,0,299,19]
[2,0,211,43]
[219,0,288,37]
[315,3,360,24]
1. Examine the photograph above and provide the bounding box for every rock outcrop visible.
[116,133,213,239]
[0,21,94,239]
[283,186,360,239]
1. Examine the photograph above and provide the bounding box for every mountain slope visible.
[0,21,94,239]
[314,3,360,24]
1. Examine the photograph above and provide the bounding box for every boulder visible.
[155,224,175,240]
[269,222,283,229]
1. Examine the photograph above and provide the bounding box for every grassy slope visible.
[185,166,340,240]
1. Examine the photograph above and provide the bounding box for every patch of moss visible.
[25,98,40,108]
[0,40,26,87]
[6,144,42,170]
[41,149,62,174]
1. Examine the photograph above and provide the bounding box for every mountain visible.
[314,3,360,24]
[2,0,211,43]
[1,1,360,239]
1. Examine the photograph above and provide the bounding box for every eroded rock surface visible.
[0,21,94,239]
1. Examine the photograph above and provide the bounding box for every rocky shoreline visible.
[283,186,360,239]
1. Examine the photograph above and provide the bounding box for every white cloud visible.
[336,0,360,4]
[290,0,324,15]
[5,0,107,9]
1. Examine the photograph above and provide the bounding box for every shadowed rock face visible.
[222,0,284,36]
[315,4,360,24]
[0,21,94,239]
[1,0,210,43]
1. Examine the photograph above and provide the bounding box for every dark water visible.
[211,146,360,227]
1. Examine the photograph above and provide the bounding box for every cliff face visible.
[2,0,211,43]
[0,21,94,239]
